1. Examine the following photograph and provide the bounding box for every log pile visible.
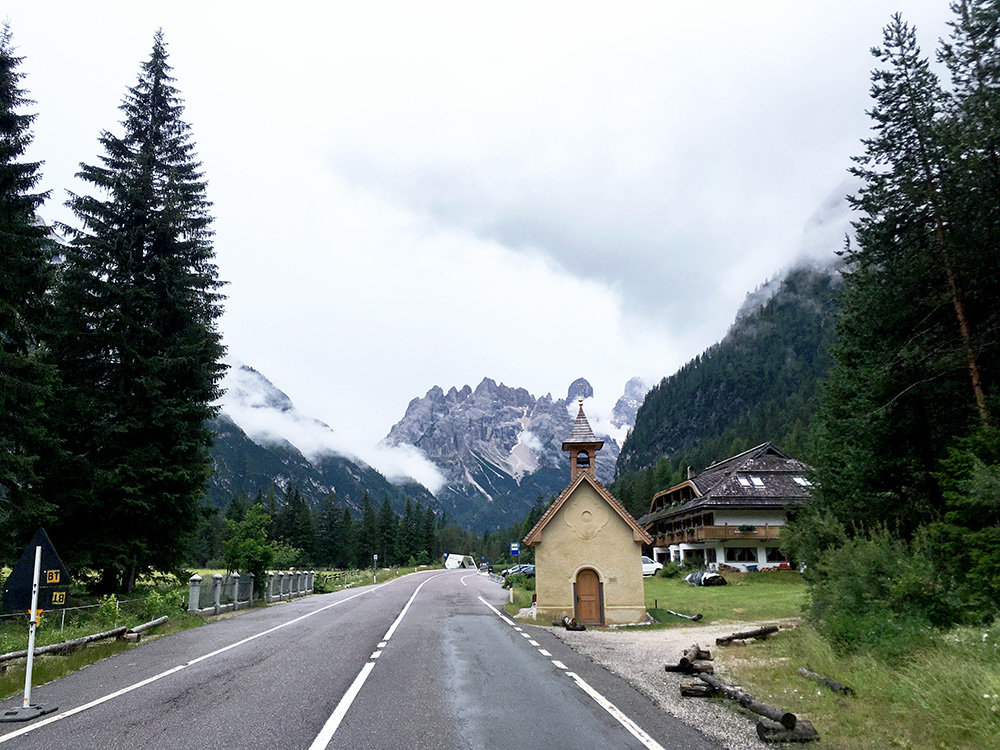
[664,643,714,676]
[670,641,821,743]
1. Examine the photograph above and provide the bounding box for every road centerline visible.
[307,573,445,750]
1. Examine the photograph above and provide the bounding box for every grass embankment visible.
[506,569,1000,748]
[645,571,1000,749]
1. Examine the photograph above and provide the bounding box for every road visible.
[0,570,721,749]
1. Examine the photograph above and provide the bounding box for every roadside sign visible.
[373,554,378,562]
[2,528,70,613]
[510,542,519,556]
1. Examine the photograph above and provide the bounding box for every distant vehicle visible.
[641,556,663,577]
[501,564,528,578]
[519,565,535,578]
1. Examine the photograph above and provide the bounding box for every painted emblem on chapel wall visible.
[564,497,610,541]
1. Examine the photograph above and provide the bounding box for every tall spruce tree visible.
[46,31,225,591]
[0,26,59,562]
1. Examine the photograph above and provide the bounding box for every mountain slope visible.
[613,263,841,515]
[207,366,435,513]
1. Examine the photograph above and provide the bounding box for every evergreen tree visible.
[357,492,377,564]
[338,505,357,568]
[45,31,225,591]
[0,25,59,562]
[376,495,397,566]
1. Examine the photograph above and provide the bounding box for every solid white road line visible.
[308,573,444,750]
[477,595,665,750]
[0,582,395,745]
[566,672,667,750]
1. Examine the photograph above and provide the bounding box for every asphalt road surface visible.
[0,570,722,749]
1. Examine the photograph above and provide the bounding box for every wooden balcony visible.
[651,525,783,547]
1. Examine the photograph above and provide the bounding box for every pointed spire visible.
[562,398,603,481]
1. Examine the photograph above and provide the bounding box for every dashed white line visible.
[308,573,444,750]
[539,649,551,657]
[552,660,568,670]
[528,640,540,647]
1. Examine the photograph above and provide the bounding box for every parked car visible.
[518,565,535,578]
[641,555,663,577]
[501,564,528,578]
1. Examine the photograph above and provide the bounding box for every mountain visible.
[612,262,842,516]
[383,376,621,531]
[207,366,436,513]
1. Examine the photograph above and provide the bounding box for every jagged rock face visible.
[384,377,620,529]
[610,376,649,429]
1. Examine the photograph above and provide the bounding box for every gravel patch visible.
[545,619,800,750]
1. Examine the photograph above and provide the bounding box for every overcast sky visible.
[7,1,955,479]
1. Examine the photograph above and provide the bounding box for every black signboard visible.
[1,528,71,613]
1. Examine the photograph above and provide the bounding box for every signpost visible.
[373,554,378,584]
[0,528,68,722]
[510,542,519,557]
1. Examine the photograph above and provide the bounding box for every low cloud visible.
[217,363,447,494]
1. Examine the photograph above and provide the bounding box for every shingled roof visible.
[637,442,812,526]
[561,399,604,450]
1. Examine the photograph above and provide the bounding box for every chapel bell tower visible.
[562,397,604,482]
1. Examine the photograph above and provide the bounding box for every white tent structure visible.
[444,554,476,570]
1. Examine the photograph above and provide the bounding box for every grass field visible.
[645,569,807,624]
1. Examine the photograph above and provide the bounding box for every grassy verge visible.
[723,621,1000,750]
[645,569,807,624]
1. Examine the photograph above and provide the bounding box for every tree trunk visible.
[699,673,797,729]
[716,625,779,645]
[797,666,854,696]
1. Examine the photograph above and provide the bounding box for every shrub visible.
[807,527,957,659]
[505,573,535,591]
[659,562,684,578]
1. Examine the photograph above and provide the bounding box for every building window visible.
[725,547,758,563]
[766,547,790,563]
[792,476,812,487]
[737,476,751,488]
[750,476,765,487]
[577,450,590,467]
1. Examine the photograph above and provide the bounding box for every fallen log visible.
[680,682,716,697]
[797,666,854,696]
[124,615,170,642]
[716,625,779,645]
[679,645,712,667]
[664,609,703,621]
[698,673,797,730]
[0,627,128,664]
[756,718,820,743]
[665,662,714,674]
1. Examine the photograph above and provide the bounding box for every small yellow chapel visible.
[523,399,651,626]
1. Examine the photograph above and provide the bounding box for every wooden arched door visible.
[574,568,603,625]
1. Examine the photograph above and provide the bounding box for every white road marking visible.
[306,662,375,750]
[565,672,667,750]
[528,640,540,647]
[308,573,444,750]
[0,582,397,745]
[476,595,665,750]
